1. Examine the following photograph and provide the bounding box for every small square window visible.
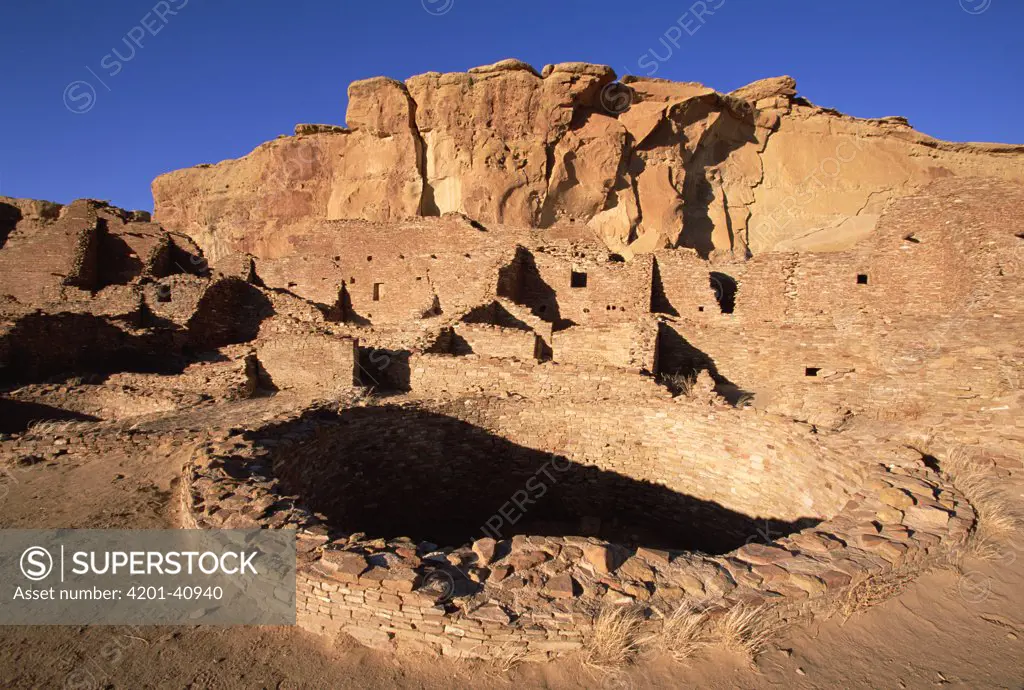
[856,274,868,285]
[805,367,821,377]
[570,271,588,288]
[372,283,383,301]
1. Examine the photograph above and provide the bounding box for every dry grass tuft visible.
[831,572,914,622]
[489,643,529,675]
[582,602,787,673]
[706,605,782,661]
[945,536,1003,572]
[660,372,697,398]
[22,418,115,438]
[24,419,71,436]
[943,447,1023,557]
[640,603,710,662]
[582,605,645,671]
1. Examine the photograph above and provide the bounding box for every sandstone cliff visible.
[152,59,1024,262]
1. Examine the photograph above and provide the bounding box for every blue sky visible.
[1,0,1021,211]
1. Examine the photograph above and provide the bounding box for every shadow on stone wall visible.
[331,283,372,326]
[1,276,276,386]
[259,406,818,554]
[498,246,575,330]
[0,313,186,386]
[656,322,752,405]
[0,202,21,250]
[356,347,411,392]
[710,271,737,314]
[461,301,533,331]
[650,257,679,316]
[97,230,145,286]
[185,278,274,350]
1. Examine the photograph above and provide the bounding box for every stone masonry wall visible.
[452,323,537,360]
[253,219,516,324]
[551,318,658,371]
[257,334,359,395]
[502,248,652,329]
[651,251,724,317]
[407,354,670,401]
[649,178,1024,436]
[449,398,865,522]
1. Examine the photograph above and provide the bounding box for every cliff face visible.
[151,59,1024,263]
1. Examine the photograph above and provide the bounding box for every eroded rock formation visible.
[153,59,1024,263]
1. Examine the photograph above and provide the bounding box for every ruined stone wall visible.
[650,252,723,316]
[143,275,210,325]
[253,219,515,324]
[292,564,588,660]
[185,277,274,350]
[654,178,1024,432]
[551,319,658,371]
[695,254,860,397]
[40,285,142,324]
[257,334,359,395]
[181,402,976,661]
[0,198,199,306]
[451,323,537,360]
[517,250,652,327]
[0,201,99,303]
[1,315,133,386]
[408,355,669,401]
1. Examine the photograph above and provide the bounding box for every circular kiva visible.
[180,398,975,661]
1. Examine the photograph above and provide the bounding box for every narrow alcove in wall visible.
[709,272,737,313]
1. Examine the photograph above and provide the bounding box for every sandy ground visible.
[0,417,1021,689]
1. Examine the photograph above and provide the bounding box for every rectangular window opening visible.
[570,271,588,288]
[856,274,868,285]
[805,367,821,377]
[373,283,383,301]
